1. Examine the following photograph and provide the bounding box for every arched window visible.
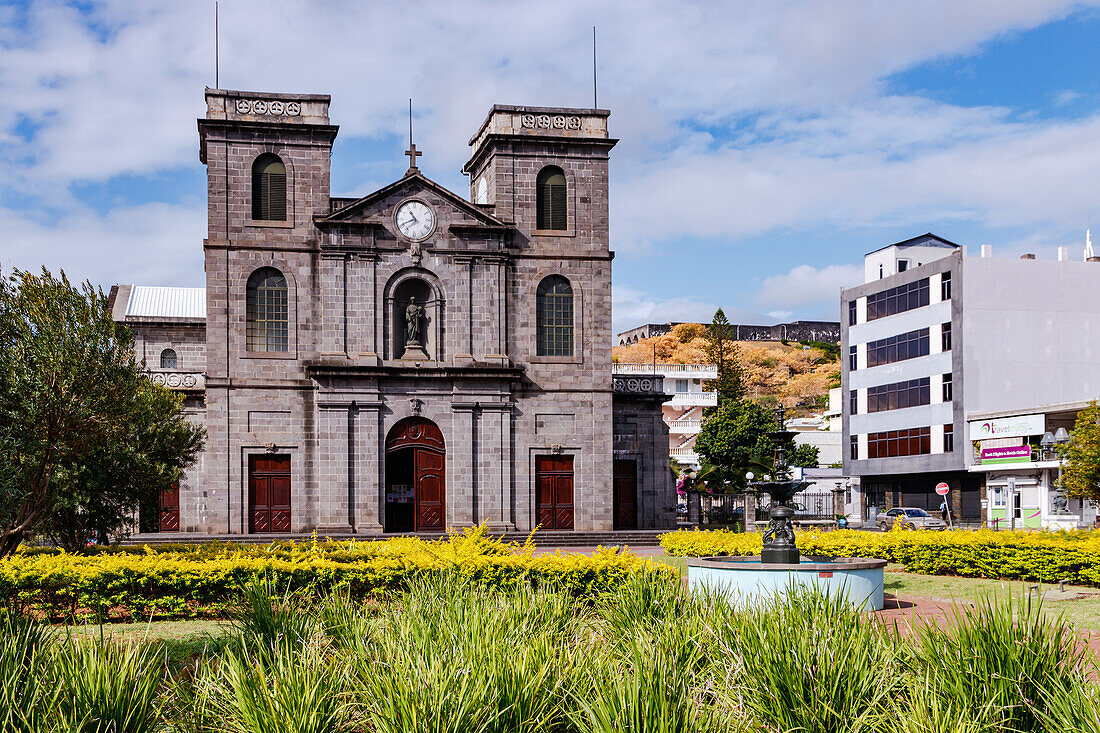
[246,267,289,352]
[160,348,177,369]
[252,154,287,221]
[537,275,574,356]
[536,166,567,230]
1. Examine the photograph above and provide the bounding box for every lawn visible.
[651,554,1100,629]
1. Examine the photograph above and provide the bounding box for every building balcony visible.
[669,391,718,407]
[668,418,703,433]
[148,371,205,391]
[613,362,718,380]
[670,446,700,463]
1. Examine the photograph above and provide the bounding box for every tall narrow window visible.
[942,373,953,402]
[850,435,859,460]
[246,267,289,352]
[848,300,857,326]
[536,166,567,230]
[849,345,857,372]
[943,424,954,453]
[849,389,858,416]
[536,275,573,356]
[252,154,287,221]
[160,348,177,369]
[940,271,952,300]
[941,322,952,352]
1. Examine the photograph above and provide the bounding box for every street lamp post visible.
[1041,429,1072,520]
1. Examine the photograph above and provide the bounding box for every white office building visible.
[841,233,1100,527]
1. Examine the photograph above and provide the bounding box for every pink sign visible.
[980,445,1031,461]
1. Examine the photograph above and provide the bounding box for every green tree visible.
[1059,402,1100,501]
[702,309,744,404]
[788,443,820,469]
[44,381,203,550]
[0,268,204,555]
[694,399,776,480]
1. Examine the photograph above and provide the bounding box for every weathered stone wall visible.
[165,92,663,535]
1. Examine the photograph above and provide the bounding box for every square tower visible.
[463,106,615,253]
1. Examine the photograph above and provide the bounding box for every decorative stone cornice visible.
[148,371,205,391]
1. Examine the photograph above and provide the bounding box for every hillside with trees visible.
[612,322,840,414]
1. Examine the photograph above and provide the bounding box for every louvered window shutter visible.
[536,168,568,231]
[252,155,288,221]
[266,172,286,220]
[549,183,566,230]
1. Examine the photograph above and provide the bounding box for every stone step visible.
[123,529,670,547]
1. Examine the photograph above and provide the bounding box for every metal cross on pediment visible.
[405,142,421,173]
[405,98,421,174]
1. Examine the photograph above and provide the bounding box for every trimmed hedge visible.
[658,528,1100,586]
[0,529,674,621]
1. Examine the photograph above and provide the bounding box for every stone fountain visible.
[752,406,809,564]
[683,407,888,610]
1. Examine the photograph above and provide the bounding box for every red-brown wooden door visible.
[415,449,445,530]
[386,418,446,532]
[249,455,291,533]
[613,459,638,530]
[159,483,180,532]
[536,456,574,530]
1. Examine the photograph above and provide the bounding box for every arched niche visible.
[384,271,444,361]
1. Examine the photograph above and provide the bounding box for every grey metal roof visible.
[125,286,206,319]
[865,232,962,256]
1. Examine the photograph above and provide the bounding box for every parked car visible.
[875,507,947,531]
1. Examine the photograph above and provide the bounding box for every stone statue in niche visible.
[406,297,423,345]
[401,296,430,360]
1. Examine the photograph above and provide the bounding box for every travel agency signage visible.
[968,414,1045,440]
[968,413,1044,464]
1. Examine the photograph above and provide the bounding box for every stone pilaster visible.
[354,402,384,533]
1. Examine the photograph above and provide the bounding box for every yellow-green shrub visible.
[0,529,674,621]
[658,528,1100,586]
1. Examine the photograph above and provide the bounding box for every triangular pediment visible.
[317,171,510,231]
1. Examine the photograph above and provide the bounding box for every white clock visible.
[395,200,435,240]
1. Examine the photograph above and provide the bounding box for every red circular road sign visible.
[935,482,950,496]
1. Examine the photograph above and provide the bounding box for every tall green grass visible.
[50,632,164,733]
[909,594,1089,733]
[716,587,901,733]
[5,564,1100,733]
[0,605,53,733]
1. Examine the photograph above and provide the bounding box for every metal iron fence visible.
[680,490,840,529]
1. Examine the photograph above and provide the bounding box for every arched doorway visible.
[385,417,445,532]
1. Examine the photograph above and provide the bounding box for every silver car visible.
[875,507,947,531]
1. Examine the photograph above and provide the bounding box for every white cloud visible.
[0,203,205,287]
[3,0,1100,292]
[755,263,864,317]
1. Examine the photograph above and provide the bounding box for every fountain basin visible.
[684,556,887,611]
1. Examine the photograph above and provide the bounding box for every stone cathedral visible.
[109,88,672,536]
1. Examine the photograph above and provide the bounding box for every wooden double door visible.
[536,456,575,530]
[249,455,292,533]
[385,418,446,532]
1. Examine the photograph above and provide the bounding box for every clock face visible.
[395,200,435,240]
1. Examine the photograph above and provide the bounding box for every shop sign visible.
[979,445,1032,463]
[968,414,1044,440]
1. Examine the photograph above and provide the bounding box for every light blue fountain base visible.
[685,556,887,611]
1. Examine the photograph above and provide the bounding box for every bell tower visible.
[463,106,616,252]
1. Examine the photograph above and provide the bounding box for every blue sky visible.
[2,1,1100,333]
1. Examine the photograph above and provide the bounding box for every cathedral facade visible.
[110,88,672,536]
